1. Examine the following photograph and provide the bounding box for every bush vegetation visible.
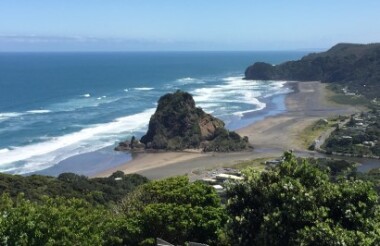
[1,153,380,245]
[324,110,380,157]
[0,171,148,206]
[226,152,380,245]
[245,43,380,99]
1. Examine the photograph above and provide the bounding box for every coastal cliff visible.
[245,43,380,99]
[137,90,251,151]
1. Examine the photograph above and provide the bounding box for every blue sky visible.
[0,0,379,51]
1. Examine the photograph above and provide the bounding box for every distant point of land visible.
[245,43,380,99]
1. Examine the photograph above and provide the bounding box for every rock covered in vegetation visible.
[139,90,252,151]
[245,43,380,99]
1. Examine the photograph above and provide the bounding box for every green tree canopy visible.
[0,194,124,245]
[117,176,227,245]
[226,152,380,246]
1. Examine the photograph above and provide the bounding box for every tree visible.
[226,152,380,246]
[0,193,124,245]
[117,176,227,245]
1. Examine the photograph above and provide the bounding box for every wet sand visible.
[95,81,361,179]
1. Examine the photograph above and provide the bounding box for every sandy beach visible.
[95,81,362,179]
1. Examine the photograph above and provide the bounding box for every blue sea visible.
[0,51,305,175]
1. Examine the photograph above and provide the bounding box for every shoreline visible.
[32,80,291,178]
[94,81,363,179]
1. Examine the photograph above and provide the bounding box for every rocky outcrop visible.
[139,90,252,152]
[245,43,380,99]
[115,136,145,151]
[198,114,225,139]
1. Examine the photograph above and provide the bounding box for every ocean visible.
[0,51,306,175]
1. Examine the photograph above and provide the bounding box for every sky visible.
[0,0,379,51]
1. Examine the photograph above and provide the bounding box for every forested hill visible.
[245,43,380,99]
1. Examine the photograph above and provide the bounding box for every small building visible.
[354,118,364,122]
[212,185,224,191]
[341,136,353,140]
[215,173,244,182]
[201,178,217,184]
[363,141,375,147]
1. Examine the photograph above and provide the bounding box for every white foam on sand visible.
[262,80,292,98]
[0,108,156,174]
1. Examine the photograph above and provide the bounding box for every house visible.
[212,185,224,192]
[201,178,217,184]
[215,173,244,181]
[341,136,353,140]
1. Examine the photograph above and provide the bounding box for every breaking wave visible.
[0,108,155,174]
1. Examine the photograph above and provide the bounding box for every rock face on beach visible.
[245,43,380,99]
[115,136,145,152]
[139,90,252,151]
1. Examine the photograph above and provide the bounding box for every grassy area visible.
[224,157,273,171]
[298,118,340,149]
[326,84,371,107]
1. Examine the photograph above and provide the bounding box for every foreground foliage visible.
[1,154,380,245]
[0,194,123,245]
[117,176,227,245]
[0,176,226,245]
[0,171,148,206]
[227,152,380,246]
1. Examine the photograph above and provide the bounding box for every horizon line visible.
[0,48,326,53]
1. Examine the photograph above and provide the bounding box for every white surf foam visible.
[191,76,293,118]
[0,110,51,122]
[233,101,266,117]
[175,77,205,85]
[262,81,292,98]
[0,148,9,154]
[48,95,119,112]
[82,93,91,98]
[0,112,24,121]
[124,88,129,92]
[0,108,155,174]
[192,77,262,106]
[26,110,51,114]
[134,87,154,91]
